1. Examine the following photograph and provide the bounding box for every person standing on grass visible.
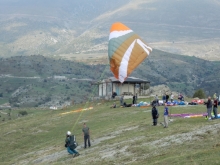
[120,94,124,107]
[155,95,159,106]
[132,94,136,104]
[151,103,159,126]
[213,97,218,119]
[65,131,80,158]
[213,93,217,99]
[170,93,174,102]
[162,93,166,104]
[135,93,138,104]
[165,93,169,103]
[82,123,91,149]
[204,96,212,120]
[163,103,169,128]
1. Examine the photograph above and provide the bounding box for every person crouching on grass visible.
[110,102,116,108]
[163,103,169,128]
[65,131,80,158]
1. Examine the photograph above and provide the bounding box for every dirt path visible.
[16,123,220,164]
[15,126,138,164]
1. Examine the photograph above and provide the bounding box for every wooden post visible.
[128,82,129,92]
[102,83,103,96]
[106,82,107,96]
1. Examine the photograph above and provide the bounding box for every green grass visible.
[0,100,220,165]
[0,98,8,104]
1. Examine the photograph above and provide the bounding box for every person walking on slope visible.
[204,96,212,120]
[65,131,80,158]
[151,103,159,126]
[213,97,218,119]
[82,123,91,149]
[163,103,169,128]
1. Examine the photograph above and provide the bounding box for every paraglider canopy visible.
[108,22,152,83]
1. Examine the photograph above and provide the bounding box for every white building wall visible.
[99,82,112,97]
[121,84,135,95]
[113,83,121,95]
[99,82,144,97]
[112,83,135,95]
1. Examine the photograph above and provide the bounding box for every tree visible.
[193,89,206,99]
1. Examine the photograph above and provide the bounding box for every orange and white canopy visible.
[108,22,152,83]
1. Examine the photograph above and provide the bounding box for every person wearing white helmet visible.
[65,131,80,158]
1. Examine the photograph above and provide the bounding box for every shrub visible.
[18,111,28,116]
[193,89,206,99]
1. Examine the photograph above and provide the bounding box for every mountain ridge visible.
[0,0,220,60]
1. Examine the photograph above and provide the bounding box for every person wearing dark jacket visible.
[65,131,80,158]
[132,94,136,104]
[123,102,132,107]
[166,94,169,103]
[112,92,117,99]
[204,97,212,120]
[151,104,159,126]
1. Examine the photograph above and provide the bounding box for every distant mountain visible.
[0,49,219,107]
[0,0,220,60]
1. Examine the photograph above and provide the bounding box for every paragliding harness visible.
[65,135,78,150]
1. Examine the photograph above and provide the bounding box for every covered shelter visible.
[95,77,150,98]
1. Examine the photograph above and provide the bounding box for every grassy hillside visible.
[0,55,110,106]
[0,50,220,107]
[1,98,220,164]
[133,50,220,96]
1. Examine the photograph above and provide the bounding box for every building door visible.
[115,84,120,95]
